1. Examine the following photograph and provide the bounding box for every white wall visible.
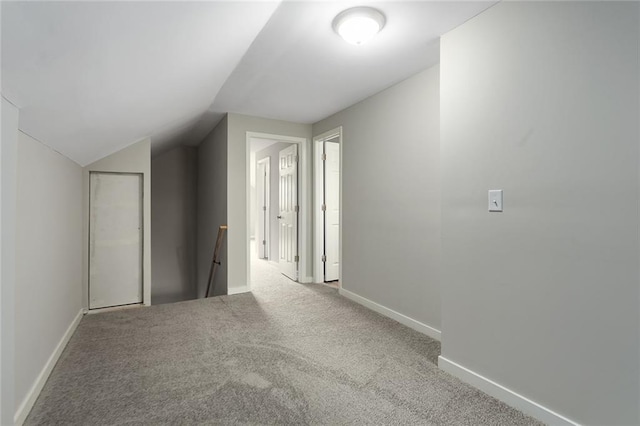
[15,131,83,418]
[439,2,639,425]
[151,146,197,304]
[197,116,228,298]
[1,97,19,425]
[313,66,441,334]
[227,113,312,292]
[255,142,294,262]
[83,139,152,307]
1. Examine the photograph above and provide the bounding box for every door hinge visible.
[262,240,266,245]
[322,153,326,161]
[294,255,299,263]
[322,255,327,262]
[295,205,299,213]
[262,206,266,211]
[294,155,299,163]
[321,204,326,211]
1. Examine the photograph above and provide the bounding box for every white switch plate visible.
[488,190,503,212]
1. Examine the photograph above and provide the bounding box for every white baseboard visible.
[438,356,579,426]
[14,308,84,426]
[299,275,313,284]
[227,286,250,295]
[339,288,441,341]
[86,304,143,315]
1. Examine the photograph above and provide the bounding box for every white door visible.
[89,173,143,309]
[278,144,298,280]
[256,158,270,259]
[324,142,340,282]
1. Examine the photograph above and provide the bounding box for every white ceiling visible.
[211,1,494,123]
[1,1,496,166]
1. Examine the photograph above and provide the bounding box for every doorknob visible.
[277,215,283,219]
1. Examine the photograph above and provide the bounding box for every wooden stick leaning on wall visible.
[205,225,228,298]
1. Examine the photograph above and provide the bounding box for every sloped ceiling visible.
[1,1,495,166]
[211,1,494,123]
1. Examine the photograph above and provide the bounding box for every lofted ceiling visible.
[1,1,496,166]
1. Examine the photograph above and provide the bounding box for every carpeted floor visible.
[26,256,542,425]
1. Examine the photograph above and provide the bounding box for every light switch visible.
[488,190,503,212]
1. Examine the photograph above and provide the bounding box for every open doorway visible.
[248,133,308,290]
[314,128,342,286]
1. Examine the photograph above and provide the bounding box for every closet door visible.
[89,172,143,309]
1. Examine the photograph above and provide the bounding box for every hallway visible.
[25,255,538,425]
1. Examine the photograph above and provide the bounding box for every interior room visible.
[1,2,639,425]
[249,137,297,284]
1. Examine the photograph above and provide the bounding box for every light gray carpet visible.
[26,257,542,425]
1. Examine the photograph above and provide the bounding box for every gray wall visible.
[227,114,312,292]
[15,131,83,415]
[313,65,441,332]
[440,2,639,424]
[1,97,19,424]
[83,139,152,307]
[197,115,228,297]
[151,146,197,304]
[255,142,294,262]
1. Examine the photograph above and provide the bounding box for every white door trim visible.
[256,157,270,259]
[246,132,310,289]
[313,127,343,284]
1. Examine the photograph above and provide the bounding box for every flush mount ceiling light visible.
[332,6,386,45]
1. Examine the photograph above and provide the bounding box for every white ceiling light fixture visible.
[332,6,386,45]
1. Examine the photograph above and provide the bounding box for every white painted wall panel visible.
[15,131,82,415]
[1,97,19,425]
[440,2,639,424]
[312,66,441,331]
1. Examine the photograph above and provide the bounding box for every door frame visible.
[313,127,343,284]
[88,171,144,310]
[246,132,310,290]
[256,157,270,259]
